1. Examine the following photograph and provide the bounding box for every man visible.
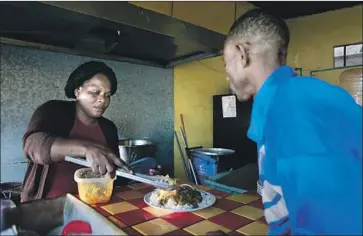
[208,8,362,235]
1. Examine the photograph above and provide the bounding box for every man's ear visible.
[279,48,288,64]
[74,88,80,98]
[236,43,250,68]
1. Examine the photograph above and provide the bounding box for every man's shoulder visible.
[279,75,354,107]
[283,75,342,94]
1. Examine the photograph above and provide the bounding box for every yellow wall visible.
[129,2,362,179]
[129,1,255,180]
[287,5,363,84]
[172,2,234,35]
[172,2,256,179]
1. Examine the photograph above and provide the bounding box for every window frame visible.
[333,42,362,68]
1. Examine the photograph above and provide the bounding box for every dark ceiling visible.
[0,1,225,68]
[249,1,362,19]
[0,1,361,68]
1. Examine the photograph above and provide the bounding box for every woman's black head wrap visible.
[64,61,117,99]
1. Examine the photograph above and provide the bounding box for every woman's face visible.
[75,73,112,119]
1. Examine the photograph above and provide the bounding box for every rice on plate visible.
[144,176,216,212]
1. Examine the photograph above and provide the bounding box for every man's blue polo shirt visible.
[247,65,362,235]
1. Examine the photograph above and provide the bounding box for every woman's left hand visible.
[149,165,164,176]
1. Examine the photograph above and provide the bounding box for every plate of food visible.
[144,177,216,212]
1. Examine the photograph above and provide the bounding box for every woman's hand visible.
[149,165,164,176]
[84,143,130,176]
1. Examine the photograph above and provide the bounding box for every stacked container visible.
[339,68,363,106]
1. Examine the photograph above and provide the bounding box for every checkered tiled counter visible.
[82,181,268,235]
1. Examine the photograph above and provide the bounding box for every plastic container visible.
[74,168,115,205]
[191,151,235,182]
[192,152,235,176]
[339,68,362,106]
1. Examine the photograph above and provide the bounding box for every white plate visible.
[144,189,216,213]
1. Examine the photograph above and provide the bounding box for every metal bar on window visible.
[310,64,363,77]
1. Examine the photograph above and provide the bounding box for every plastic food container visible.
[74,168,116,204]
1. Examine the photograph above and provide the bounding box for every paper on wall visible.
[222,96,237,118]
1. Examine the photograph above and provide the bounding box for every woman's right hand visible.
[84,143,130,176]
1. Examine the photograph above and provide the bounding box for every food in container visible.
[74,168,115,204]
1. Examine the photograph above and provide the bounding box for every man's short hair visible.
[228,8,290,57]
[64,61,117,99]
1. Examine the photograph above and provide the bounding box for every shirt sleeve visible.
[23,101,59,165]
[275,80,362,235]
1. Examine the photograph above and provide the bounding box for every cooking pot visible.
[193,148,235,156]
[118,139,156,164]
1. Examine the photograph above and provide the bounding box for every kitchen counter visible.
[83,180,268,235]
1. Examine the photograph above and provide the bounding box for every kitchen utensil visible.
[174,131,192,182]
[180,114,188,146]
[179,127,199,185]
[128,157,158,175]
[188,159,199,185]
[118,138,156,164]
[65,156,176,191]
[179,127,188,149]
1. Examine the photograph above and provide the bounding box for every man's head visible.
[224,8,290,101]
[64,61,118,119]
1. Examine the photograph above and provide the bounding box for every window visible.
[334,43,362,68]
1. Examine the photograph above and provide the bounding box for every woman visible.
[21,61,161,202]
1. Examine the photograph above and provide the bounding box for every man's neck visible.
[252,62,281,93]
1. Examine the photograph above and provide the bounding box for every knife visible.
[65,156,176,191]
